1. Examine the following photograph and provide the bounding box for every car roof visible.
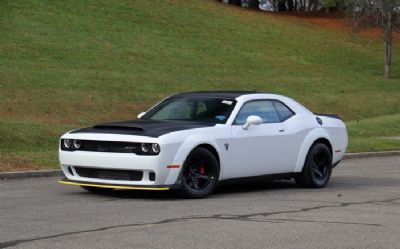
[173,91,259,99]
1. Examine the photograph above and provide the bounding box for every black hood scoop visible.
[71,119,215,137]
[93,124,145,132]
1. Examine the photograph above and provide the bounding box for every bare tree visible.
[383,0,393,78]
[347,0,398,79]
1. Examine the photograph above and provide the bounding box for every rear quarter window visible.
[272,101,295,121]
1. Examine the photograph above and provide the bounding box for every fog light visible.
[151,143,160,153]
[73,140,81,149]
[141,143,150,153]
[63,139,72,149]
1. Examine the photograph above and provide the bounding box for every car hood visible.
[70,119,216,138]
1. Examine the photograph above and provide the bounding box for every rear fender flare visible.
[294,128,331,172]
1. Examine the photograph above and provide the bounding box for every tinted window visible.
[235,100,280,124]
[149,98,192,120]
[142,97,236,124]
[272,101,294,121]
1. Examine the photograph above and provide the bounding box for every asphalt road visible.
[1,157,400,249]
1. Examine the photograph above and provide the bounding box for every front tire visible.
[295,143,332,188]
[179,147,220,198]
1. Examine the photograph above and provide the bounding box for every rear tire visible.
[179,147,220,198]
[295,143,332,188]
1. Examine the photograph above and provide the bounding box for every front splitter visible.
[59,178,170,190]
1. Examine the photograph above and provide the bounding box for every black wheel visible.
[179,147,219,198]
[81,186,113,194]
[295,143,332,188]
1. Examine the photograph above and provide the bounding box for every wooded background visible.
[224,0,400,78]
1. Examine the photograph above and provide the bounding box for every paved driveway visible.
[1,156,399,249]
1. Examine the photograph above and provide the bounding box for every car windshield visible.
[142,97,236,124]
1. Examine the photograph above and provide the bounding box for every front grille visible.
[80,140,140,153]
[74,167,143,181]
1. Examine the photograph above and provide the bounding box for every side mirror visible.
[137,112,146,119]
[242,115,263,130]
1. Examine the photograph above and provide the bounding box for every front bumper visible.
[59,178,173,190]
[59,142,182,186]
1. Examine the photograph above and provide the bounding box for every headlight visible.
[61,139,81,151]
[141,143,150,153]
[140,143,160,155]
[73,140,81,149]
[60,139,159,155]
[151,143,160,153]
[63,139,72,149]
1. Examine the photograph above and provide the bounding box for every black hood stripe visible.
[70,119,216,137]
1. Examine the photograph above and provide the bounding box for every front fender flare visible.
[164,135,221,184]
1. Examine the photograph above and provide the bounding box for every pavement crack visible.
[262,218,382,226]
[1,197,398,249]
[232,197,400,220]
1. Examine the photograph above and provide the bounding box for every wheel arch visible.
[313,138,333,156]
[294,129,332,172]
[195,143,220,166]
[182,143,222,178]
[166,137,223,185]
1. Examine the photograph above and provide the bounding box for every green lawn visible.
[1,0,399,171]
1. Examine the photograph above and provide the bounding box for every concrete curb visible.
[0,169,63,180]
[0,151,399,180]
[343,150,400,160]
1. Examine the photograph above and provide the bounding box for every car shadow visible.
[215,180,298,196]
[68,179,299,200]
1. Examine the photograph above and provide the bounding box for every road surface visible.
[1,156,399,249]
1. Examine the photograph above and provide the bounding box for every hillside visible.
[1,0,399,171]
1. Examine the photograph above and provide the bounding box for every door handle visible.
[278,128,285,132]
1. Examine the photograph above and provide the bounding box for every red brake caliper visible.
[198,165,205,175]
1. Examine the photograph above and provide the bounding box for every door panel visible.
[227,99,304,179]
[229,123,293,178]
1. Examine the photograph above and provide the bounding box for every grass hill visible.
[1,0,399,171]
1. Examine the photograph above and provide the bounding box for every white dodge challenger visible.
[59,91,348,198]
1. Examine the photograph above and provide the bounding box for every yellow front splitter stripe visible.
[59,180,170,191]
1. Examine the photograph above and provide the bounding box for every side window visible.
[234,100,280,124]
[272,101,294,121]
[193,99,234,123]
[195,101,207,116]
